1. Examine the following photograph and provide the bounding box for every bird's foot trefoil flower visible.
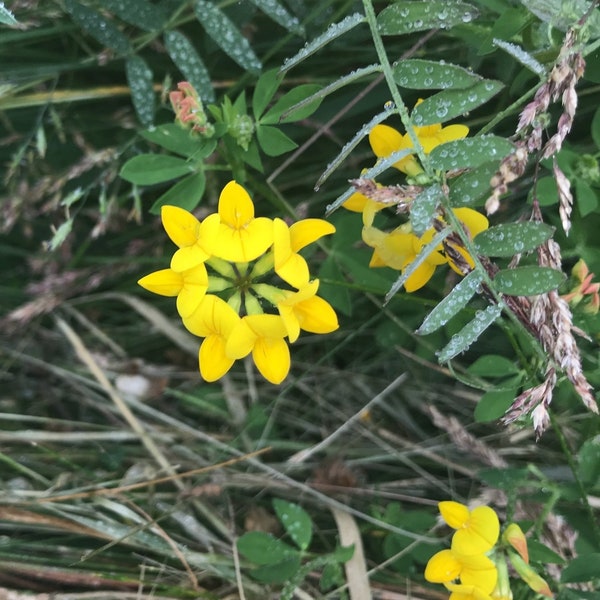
[138,180,338,384]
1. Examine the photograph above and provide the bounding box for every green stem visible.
[549,409,600,545]
[361,0,430,174]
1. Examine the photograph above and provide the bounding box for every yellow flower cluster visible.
[138,181,339,384]
[344,109,488,291]
[425,501,553,600]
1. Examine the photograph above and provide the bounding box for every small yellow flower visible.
[362,223,447,292]
[369,101,469,176]
[213,181,273,262]
[343,190,387,226]
[444,208,490,274]
[425,549,498,594]
[226,314,290,384]
[439,501,500,555]
[182,294,240,382]
[137,263,208,318]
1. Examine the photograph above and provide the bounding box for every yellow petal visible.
[404,261,436,292]
[452,506,500,555]
[343,192,370,212]
[215,216,273,262]
[289,218,336,251]
[176,264,209,318]
[171,244,210,272]
[459,554,498,593]
[218,180,255,228]
[425,549,461,583]
[296,296,339,334]
[182,294,239,338]
[138,269,183,296]
[446,584,493,600]
[438,124,470,144]
[439,501,470,529]
[274,218,309,287]
[369,124,407,158]
[252,336,290,384]
[199,335,235,381]
[161,205,201,248]
[453,208,489,238]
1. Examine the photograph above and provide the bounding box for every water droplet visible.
[384,101,395,110]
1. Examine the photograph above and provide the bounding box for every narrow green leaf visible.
[561,554,600,583]
[261,84,322,124]
[65,0,130,53]
[280,13,365,73]
[385,228,452,303]
[48,218,74,251]
[410,184,443,236]
[141,123,215,158]
[237,532,298,565]
[0,2,18,25]
[493,266,565,296]
[474,222,555,257]
[492,39,545,76]
[256,124,298,156]
[437,303,502,362]
[253,69,281,120]
[449,161,499,208]
[377,1,479,35]
[125,55,155,127]
[101,0,166,32]
[194,0,261,72]
[248,0,304,35]
[150,171,206,214]
[164,30,214,103]
[417,270,483,335]
[273,499,312,551]
[412,80,504,126]
[394,59,482,90]
[430,135,514,171]
[120,154,193,185]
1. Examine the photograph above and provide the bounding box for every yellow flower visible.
[273,217,336,288]
[444,208,489,274]
[213,181,273,262]
[439,501,500,555]
[425,549,498,594]
[445,583,494,600]
[138,263,208,319]
[369,102,469,176]
[343,190,387,226]
[362,223,447,292]
[276,280,339,343]
[226,314,290,384]
[182,294,240,382]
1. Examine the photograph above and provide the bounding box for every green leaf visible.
[101,0,166,32]
[273,499,312,551]
[280,13,365,73]
[437,303,502,363]
[248,0,304,35]
[48,218,74,251]
[250,556,302,584]
[377,1,479,35]
[578,437,600,488]
[521,0,600,34]
[430,135,514,171]
[394,59,482,90]
[260,84,323,124]
[120,154,193,185]
[164,30,214,103]
[330,544,355,562]
[410,184,443,236]
[125,55,155,127]
[561,554,600,582]
[253,69,281,120]
[449,161,501,208]
[478,7,535,56]
[194,0,261,72]
[478,467,530,489]
[65,0,130,53]
[493,266,565,296]
[468,355,519,377]
[237,531,299,565]
[529,175,559,206]
[417,270,483,335]
[141,123,216,158]
[0,2,18,26]
[491,39,545,76]
[474,222,555,257]
[576,179,598,217]
[474,387,518,423]
[412,80,503,126]
[149,171,206,214]
[256,124,298,156]
[592,106,600,148]
[528,539,566,564]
